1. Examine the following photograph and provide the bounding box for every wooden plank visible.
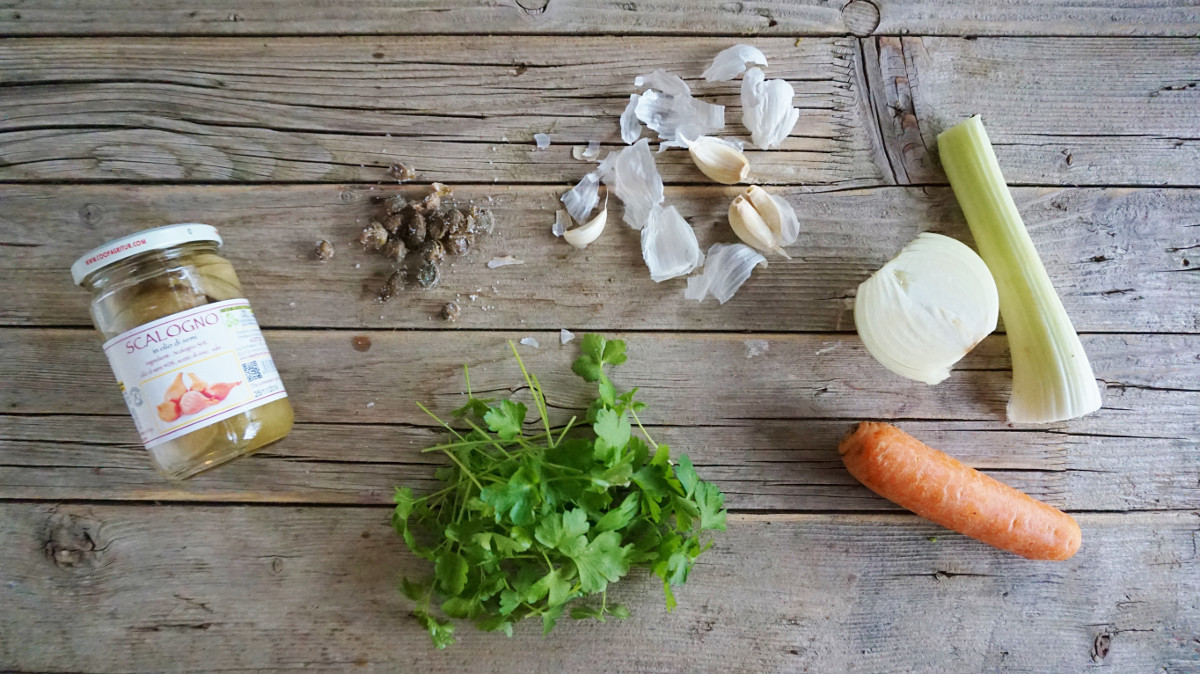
[0,37,882,186]
[0,0,1196,37]
[875,0,1200,37]
[6,331,1199,429]
[2,185,1196,332]
[867,36,1200,186]
[0,1,850,36]
[3,37,1200,186]
[6,330,1197,426]
[1,504,1196,672]
[3,415,1197,512]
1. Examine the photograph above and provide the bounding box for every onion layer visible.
[854,233,999,385]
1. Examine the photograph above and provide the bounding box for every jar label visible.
[102,298,288,449]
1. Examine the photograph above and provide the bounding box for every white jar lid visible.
[71,223,222,286]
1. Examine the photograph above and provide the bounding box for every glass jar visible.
[72,224,293,479]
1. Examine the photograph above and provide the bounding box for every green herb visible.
[392,335,727,648]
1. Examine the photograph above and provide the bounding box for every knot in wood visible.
[514,0,550,16]
[841,0,880,36]
[78,202,104,228]
[43,510,103,569]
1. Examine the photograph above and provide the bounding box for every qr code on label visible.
[242,360,263,382]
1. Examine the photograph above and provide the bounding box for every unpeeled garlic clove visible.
[686,136,750,185]
[728,195,781,255]
[563,209,608,249]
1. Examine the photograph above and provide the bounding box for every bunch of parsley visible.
[392,334,727,648]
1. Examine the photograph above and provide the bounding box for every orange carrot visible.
[839,422,1081,561]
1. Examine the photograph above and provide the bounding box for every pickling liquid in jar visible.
[72,224,293,479]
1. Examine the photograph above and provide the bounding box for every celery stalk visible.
[937,116,1101,423]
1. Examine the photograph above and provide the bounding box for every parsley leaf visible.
[694,480,728,531]
[534,508,589,556]
[571,531,633,594]
[434,552,469,596]
[594,492,639,533]
[480,465,538,527]
[593,408,631,465]
[572,334,627,382]
[413,608,456,649]
[393,335,726,648]
[484,400,527,441]
[675,455,699,498]
[528,567,573,606]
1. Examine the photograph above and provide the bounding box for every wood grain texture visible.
[2,330,1197,511]
[0,37,881,186]
[3,415,1197,512]
[3,37,1200,186]
[868,36,1200,187]
[874,0,1200,37]
[0,0,1196,36]
[5,330,1198,428]
[2,185,1196,332]
[2,504,1197,672]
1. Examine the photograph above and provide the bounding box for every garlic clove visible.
[743,185,781,227]
[729,194,782,256]
[686,136,750,185]
[742,185,797,251]
[563,209,608,249]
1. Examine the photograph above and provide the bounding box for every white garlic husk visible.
[684,243,767,304]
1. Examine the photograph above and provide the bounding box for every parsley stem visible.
[438,447,483,491]
[555,415,578,446]
[414,484,456,502]
[462,419,516,460]
[509,341,554,441]
[416,401,469,444]
[630,407,658,449]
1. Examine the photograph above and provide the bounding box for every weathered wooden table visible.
[2,2,1199,672]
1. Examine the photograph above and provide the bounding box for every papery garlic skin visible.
[684,243,767,304]
[703,44,769,82]
[741,67,800,150]
[686,136,750,184]
[552,209,570,237]
[604,138,665,230]
[621,94,643,144]
[633,69,725,148]
[854,233,999,385]
[561,171,601,224]
[641,205,704,282]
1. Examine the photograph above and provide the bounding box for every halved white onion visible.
[854,233,999,385]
